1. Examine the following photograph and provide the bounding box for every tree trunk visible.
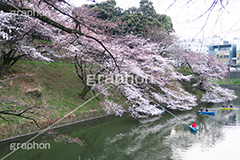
[80,85,91,99]
[0,63,10,77]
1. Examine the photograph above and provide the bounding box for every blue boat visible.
[190,125,198,131]
[198,111,215,116]
[187,125,199,134]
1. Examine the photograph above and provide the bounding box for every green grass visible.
[174,65,205,102]
[174,65,193,76]
[216,78,240,84]
[0,61,127,138]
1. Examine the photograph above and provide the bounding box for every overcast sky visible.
[69,0,240,41]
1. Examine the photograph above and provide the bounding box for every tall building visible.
[209,44,237,64]
[231,38,240,64]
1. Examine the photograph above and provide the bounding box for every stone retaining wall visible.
[220,84,240,90]
[0,112,113,142]
[227,72,240,79]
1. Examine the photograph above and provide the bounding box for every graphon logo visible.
[87,74,154,86]
[10,10,42,17]
[9,141,50,151]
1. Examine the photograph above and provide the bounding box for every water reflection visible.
[224,110,240,126]
[174,126,240,160]
[1,91,240,160]
[96,103,240,160]
[92,111,225,160]
[173,104,240,160]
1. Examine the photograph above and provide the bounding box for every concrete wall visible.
[220,84,240,90]
[227,72,240,79]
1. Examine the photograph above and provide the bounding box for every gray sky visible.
[70,0,240,40]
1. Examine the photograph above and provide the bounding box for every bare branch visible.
[190,0,218,22]
[0,106,41,129]
[164,0,177,13]
[1,1,120,71]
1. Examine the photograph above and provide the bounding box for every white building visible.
[176,35,224,54]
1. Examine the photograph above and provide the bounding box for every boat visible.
[198,111,215,116]
[186,125,199,134]
[221,107,233,111]
[190,125,199,132]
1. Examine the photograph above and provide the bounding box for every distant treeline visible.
[85,0,173,36]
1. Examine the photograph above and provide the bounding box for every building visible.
[177,38,205,53]
[231,38,240,64]
[176,36,240,66]
[176,35,223,54]
[209,44,237,64]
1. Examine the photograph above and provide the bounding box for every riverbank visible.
[220,84,240,90]
[2,98,239,160]
[217,77,240,85]
[0,61,127,140]
[0,113,115,142]
[216,72,240,85]
[0,61,233,141]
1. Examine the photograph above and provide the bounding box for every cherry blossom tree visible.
[101,35,197,117]
[0,0,236,120]
[0,11,54,76]
[0,0,121,124]
[173,49,237,103]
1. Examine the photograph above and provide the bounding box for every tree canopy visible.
[0,0,236,121]
[86,0,173,36]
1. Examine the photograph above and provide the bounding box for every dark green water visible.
[1,91,240,160]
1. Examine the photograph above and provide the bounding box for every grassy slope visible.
[216,78,240,84]
[0,61,127,139]
[174,66,205,102]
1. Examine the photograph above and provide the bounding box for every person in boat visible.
[200,109,203,111]
[192,122,197,128]
[205,109,208,112]
[229,105,233,108]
